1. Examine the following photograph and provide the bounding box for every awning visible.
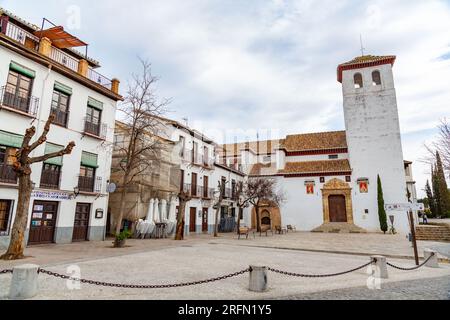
[34,26,87,49]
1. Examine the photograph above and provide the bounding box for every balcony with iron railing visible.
[181,149,214,168]
[78,175,102,193]
[0,86,39,117]
[39,169,61,190]
[50,107,69,127]
[2,21,116,93]
[0,164,18,184]
[83,117,107,139]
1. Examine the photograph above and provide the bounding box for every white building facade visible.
[222,55,417,234]
[0,9,121,247]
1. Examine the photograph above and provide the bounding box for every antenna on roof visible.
[360,34,366,56]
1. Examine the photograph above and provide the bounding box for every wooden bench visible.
[260,225,273,237]
[238,227,255,240]
[275,225,287,234]
[287,225,297,233]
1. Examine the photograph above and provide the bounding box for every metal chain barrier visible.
[38,267,250,289]
[267,260,375,278]
[0,269,13,275]
[386,253,435,271]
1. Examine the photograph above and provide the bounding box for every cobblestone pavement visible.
[279,275,450,300]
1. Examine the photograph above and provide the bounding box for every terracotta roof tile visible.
[337,55,396,82]
[249,163,276,176]
[282,131,347,152]
[279,159,351,175]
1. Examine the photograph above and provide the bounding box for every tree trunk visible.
[115,174,129,235]
[1,174,32,260]
[175,197,187,240]
[236,207,241,235]
[255,205,261,232]
[214,205,220,237]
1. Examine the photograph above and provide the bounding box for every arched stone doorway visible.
[251,202,281,229]
[321,178,354,224]
[261,210,271,226]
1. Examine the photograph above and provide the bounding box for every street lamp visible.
[73,186,80,199]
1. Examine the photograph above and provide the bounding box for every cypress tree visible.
[432,165,442,217]
[377,175,388,234]
[435,152,450,218]
[425,180,436,217]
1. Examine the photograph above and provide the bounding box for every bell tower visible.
[338,55,408,232]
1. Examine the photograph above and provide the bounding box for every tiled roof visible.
[279,159,351,175]
[339,55,396,67]
[337,54,396,83]
[282,131,347,152]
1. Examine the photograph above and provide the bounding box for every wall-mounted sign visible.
[32,212,43,219]
[31,191,73,200]
[385,203,424,211]
[95,209,104,219]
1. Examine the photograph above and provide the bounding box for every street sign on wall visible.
[385,203,425,211]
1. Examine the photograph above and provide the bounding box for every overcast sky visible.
[2,0,450,197]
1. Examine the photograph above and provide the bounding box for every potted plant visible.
[113,230,132,248]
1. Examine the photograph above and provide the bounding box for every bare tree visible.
[174,189,192,240]
[245,177,285,232]
[1,114,75,260]
[235,180,250,234]
[423,119,450,176]
[213,180,226,237]
[114,59,170,235]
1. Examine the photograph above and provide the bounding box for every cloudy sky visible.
[2,0,449,197]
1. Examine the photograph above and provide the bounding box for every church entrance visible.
[328,195,347,222]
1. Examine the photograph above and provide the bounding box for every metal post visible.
[408,210,419,266]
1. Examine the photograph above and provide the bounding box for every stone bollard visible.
[424,250,439,268]
[9,264,39,300]
[249,266,268,292]
[371,256,388,279]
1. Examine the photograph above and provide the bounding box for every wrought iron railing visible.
[0,164,17,184]
[50,107,69,127]
[83,118,107,139]
[88,68,112,90]
[50,46,79,72]
[0,86,39,116]
[5,22,39,46]
[78,176,102,193]
[40,169,61,189]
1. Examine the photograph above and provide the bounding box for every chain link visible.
[386,253,435,271]
[267,260,374,278]
[38,268,250,289]
[0,269,13,275]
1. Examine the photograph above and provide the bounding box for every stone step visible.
[312,223,367,234]
[415,225,450,241]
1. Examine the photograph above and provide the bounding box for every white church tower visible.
[338,55,409,233]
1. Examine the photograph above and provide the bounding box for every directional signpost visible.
[385,203,423,265]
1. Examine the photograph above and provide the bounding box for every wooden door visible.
[72,203,90,241]
[328,195,347,222]
[189,207,197,232]
[28,201,58,245]
[202,208,208,232]
[203,176,209,198]
[191,173,197,196]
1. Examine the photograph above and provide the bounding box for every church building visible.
[221,55,417,234]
